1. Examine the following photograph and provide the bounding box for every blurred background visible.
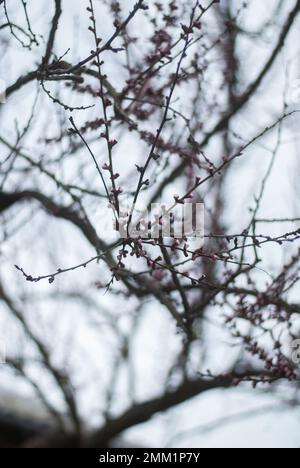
[1,0,300,448]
